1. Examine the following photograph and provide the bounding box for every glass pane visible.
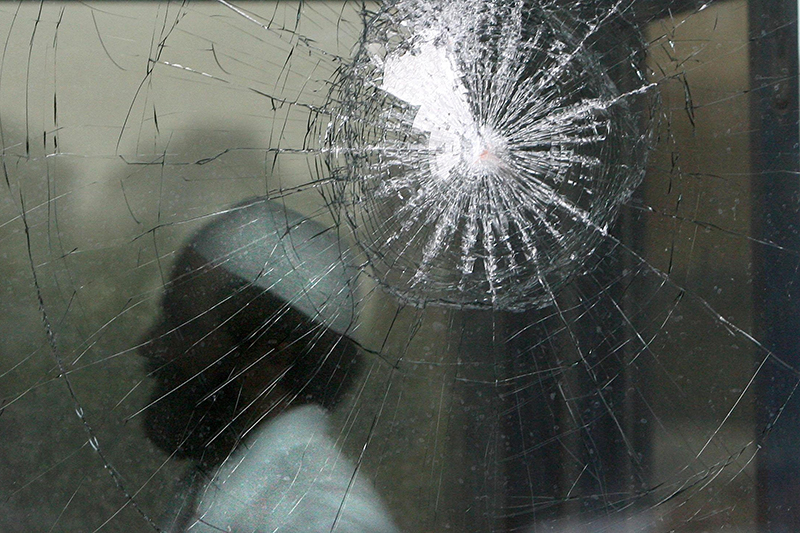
[0,1,795,531]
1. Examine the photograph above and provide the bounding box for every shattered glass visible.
[327,0,654,310]
[0,1,797,531]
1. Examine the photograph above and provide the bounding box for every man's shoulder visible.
[190,406,400,533]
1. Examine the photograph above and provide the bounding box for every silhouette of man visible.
[140,198,398,532]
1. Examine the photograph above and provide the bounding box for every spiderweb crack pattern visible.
[325,0,656,310]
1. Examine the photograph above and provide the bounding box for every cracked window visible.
[0,1,797,531]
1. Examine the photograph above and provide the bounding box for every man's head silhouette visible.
[140,198,359,468]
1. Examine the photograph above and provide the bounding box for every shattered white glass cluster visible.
[327,0,654,310]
